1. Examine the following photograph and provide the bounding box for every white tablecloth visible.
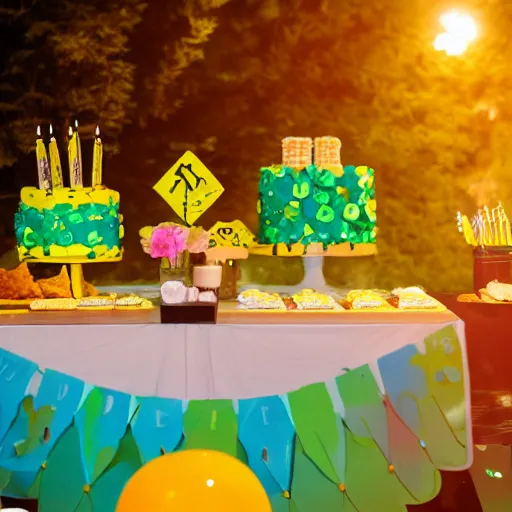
[0,318,466,400]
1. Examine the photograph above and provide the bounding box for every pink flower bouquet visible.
[140,223,210,260]
[150,225,189,262]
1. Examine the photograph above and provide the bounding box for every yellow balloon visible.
[116,449,272,511]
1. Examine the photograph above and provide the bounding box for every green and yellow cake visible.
[15,187,123,261]
[258,136,376,248]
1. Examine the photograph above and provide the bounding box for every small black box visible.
[160,301,217,324]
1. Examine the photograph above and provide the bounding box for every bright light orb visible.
[440,11,478,42]
[434,32,468,56]
[434,10,478,56]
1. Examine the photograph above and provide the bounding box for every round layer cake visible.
[258,136,376,247]
[15,186,123,261]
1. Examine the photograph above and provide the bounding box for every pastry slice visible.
[30,298,78,311]
[392,288,443,310]
[237,289,286,310]
[115,295,154,310]
[291,290,337,310]
[352,293,391,310]
[77,294,116,310]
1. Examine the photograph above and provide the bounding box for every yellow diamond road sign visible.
[153,151,224,225]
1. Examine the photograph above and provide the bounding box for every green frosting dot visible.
[316,204,335,223]
[304,223,314,236]
[316,170,335,188]
[344,203,360,221]
[313,191,330,205]
[68,212,84,224]
[57,230,74,247]
[293,182,309,199]
[87,231,101,245]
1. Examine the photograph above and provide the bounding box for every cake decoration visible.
[313,136,342,172]
[282,137,313,168]
[258,137,376,248]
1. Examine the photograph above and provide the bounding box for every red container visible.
[473,246,512,296]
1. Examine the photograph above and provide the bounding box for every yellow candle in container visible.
[36,126,52,191]
[92,125,103,187]
[67,121,83,188]
[48,124,63,188]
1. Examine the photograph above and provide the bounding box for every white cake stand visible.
[241,242,377,294]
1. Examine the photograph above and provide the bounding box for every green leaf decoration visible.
[423,326,467,447]
[288,382,346,483]
[40,424,86,512]
[75,494,93,512]
[384,398,440,503]
[182,400,238,456]
[0,467,11,493]
[89,429,142,512]
[75,388,132,483]
[336,365,389,457]
[27,469,42,498]
[410,395,468,469]
[344,427,410,511]
[290,437,352,511]
[12,396,55,458]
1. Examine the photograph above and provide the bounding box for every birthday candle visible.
[491,207,500,245]
[483,206,493,245]
[68,121,83,188]
[36,126,52,191]
[503,209,512,246]
[476,211,484,246]
[92,125,103,187]
[48,125,63,188]
[460,215,477,246]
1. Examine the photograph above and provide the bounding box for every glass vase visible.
[160,251,192,286]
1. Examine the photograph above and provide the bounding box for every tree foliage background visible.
[2,0,512,291]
